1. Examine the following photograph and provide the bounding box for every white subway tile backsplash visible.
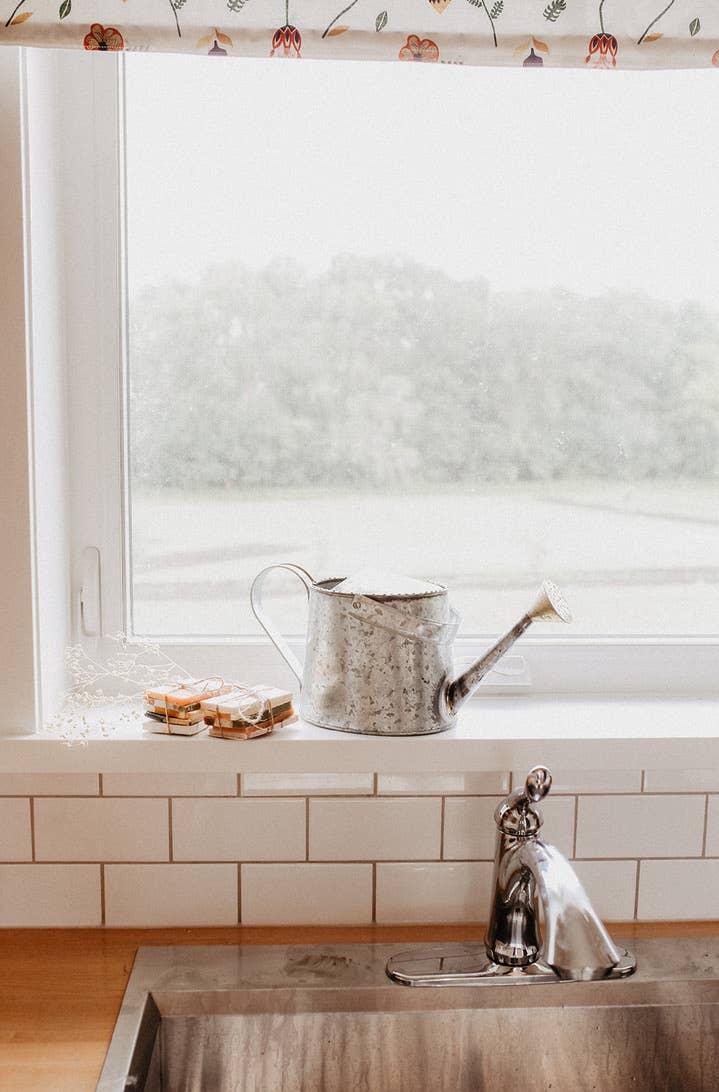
[704,796,719,856]
[376,862,493,923]
[0,799,32,861]
[511,769,642,795]
[172,798,305,861]
[644,769,719,793]
[105,864,238,926]
[34,798,169,861]
[638,859,719,920]
[443,798,500,860]
[242,864,373,925]
[377,772,510,796]
[570,860,638,921]
[0,773,99,795]
[242,773,374,796]
[310,798,441,861]
[102,773,238,796]
[538,797,577,858]
[3,767,717,927]
[576,795,704,859]
[0,865,101,926]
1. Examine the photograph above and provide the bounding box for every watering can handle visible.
[250,563,314,687]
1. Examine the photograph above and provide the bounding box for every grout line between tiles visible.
[20,857,497,867]
[237,773,242,796]
[640,770,645,792]
[98,773,104,796]
[0,793,103,798]
[354,792,493,800]
[305,798,310,860]
[29,798,36,862]
[168,799,173,861]
[12,793,239,802]
[562,791,710,800]
[241,792,375,799]
[237,863,242,924]
[652,790,714,799]
[373,773,378,796]
[6,789,687,801]
[572,796,578,858]
[440,797,446,860]
[576,853,719,863]
[372,862,377,922]
[702,795,709,856]
[12,854,719,866]
[633,860,640,920]
[100,862,106,925]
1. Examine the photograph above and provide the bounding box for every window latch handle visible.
[79,546,102,637]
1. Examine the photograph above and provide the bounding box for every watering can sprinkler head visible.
[527,580,573,624]
[443,581,572,718]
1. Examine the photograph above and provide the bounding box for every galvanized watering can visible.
[250,564,571,736]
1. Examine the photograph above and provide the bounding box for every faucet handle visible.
[494,766,552,835]
[525,765,552,802]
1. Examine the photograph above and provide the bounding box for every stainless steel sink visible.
[98,939,719,1091]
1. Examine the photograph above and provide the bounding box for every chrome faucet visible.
[387,766,636,987]
[485,765,629,980]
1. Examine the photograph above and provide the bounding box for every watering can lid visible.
[332,569,442,597]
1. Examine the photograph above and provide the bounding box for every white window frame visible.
[0,47,37,735]
[6,47,719,736]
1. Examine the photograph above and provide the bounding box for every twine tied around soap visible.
[157,676,274,736]
[213,679,276,740]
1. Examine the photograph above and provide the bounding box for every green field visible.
[129,481,719,638]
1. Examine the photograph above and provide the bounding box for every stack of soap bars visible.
[201,687,295,739]
[144,682,232,735]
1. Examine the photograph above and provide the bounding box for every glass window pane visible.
[125,56,719,637]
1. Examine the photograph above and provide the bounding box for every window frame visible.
[0,47,37,735]
[16,48,719,720]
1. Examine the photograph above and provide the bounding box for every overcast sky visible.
[125,55,718,307]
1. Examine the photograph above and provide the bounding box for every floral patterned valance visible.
[2,0,718,68]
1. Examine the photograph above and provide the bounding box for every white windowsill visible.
[2,697,719,773]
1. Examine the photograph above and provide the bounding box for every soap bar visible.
[144,680,233,736]
[201,686,292,723]
[145,706,204,724]
[208,711,297,741]
[202,686,294,739]
[145,681,230,711]
[144,711,208,736]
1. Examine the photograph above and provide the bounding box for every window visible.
[123,55,719,645]
[17,49,719,703]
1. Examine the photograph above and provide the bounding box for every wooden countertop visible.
[3,921,719,1091]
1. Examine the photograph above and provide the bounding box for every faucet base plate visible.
[386,944,636,987]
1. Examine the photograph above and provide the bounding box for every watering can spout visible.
[443,581,572,718]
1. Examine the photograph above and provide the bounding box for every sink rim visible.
[97,936,719,1092]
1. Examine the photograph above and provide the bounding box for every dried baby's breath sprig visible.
[44,634,193,744]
